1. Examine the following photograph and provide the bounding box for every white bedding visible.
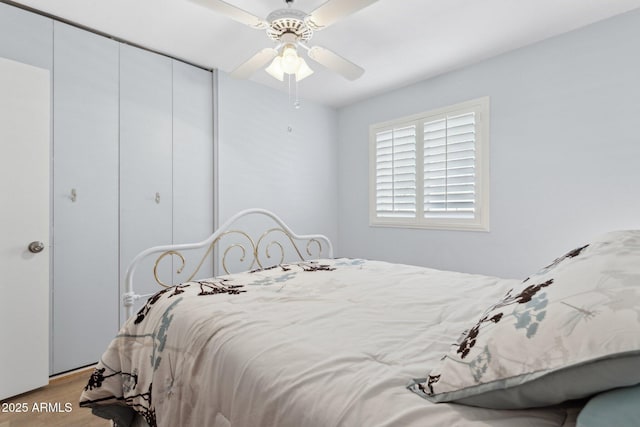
[80,259,582,426]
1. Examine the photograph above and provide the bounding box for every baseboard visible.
[49,364,96,384]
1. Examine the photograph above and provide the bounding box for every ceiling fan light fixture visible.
[265,56,285,81]
[280,44,301,74]
[266,43,314,82]
[295,58,314,81]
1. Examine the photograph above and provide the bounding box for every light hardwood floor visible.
[0,368,111,427]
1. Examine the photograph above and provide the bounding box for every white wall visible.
[217,71,339,256]
[337,9,640,279]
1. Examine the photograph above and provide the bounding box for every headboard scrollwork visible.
[124,209,334,319]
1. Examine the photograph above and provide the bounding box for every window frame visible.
[369,96,490,231]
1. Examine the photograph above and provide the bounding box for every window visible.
[369,97,489,231]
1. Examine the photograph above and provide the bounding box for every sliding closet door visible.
[172,61,214,283]
[52,22,119,374]
[120,44,173,323]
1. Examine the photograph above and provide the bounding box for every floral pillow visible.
[408,230,640,409]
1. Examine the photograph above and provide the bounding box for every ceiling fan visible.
[190,0,379,82]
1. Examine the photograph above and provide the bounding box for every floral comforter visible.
[80,259,582,427]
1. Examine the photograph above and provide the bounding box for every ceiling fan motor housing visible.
[266,8,313,42]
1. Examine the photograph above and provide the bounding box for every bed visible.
[80,209,640,427]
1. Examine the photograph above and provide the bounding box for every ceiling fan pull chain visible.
[294,76,301,109]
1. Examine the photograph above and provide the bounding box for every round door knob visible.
[28,241,45,253]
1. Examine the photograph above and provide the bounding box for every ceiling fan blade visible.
[307,46,364,80]
[189,0,267,29]
[230,48,278,79]
[306,0,379,30]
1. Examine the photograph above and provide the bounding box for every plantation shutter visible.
[423,112,476,219]
[369,97,488,230]
[375,125,416,218]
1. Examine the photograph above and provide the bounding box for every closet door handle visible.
[155,192,161,204]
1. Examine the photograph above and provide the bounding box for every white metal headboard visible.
[122,208,334,319]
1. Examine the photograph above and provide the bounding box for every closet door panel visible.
[172,61,214,283]
[120,44,173,322]
[52,22,119,374]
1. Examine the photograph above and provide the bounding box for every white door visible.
[0,57,50,400]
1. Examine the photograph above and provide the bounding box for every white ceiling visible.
[10,0,640,107]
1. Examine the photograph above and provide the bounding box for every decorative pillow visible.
[408,230,640,409]
[577,385,640,427]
